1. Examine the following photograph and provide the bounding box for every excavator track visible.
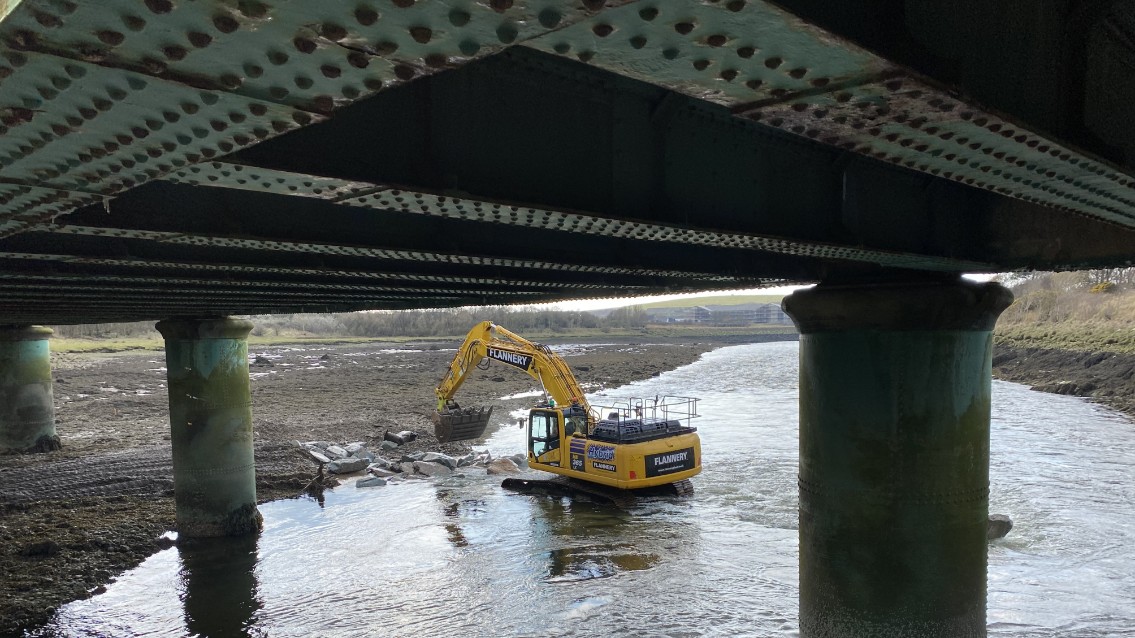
[501,476,693,508]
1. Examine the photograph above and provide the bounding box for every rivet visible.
[639,7,659,20]
[736,46,756,59]
[320,64,342,78]
[294,37,317,53]
[725,0,746,11]
[188,31,213,48]
[788,68,807,79]
[409,26,432,43]
[662,48,679,60]
[692,59,710,71]
[394,65,415,80]
[238,1,269,19]
[769,88,787,98]
[321,23,348,41]
[375,41,398,55]
[745,79,762,90]
[490,0,513,12]
[577,51,595,63]
[347,51,370,68]
[392,0,415,7]
[459,40,480,56]
[553,42,570,54]
[356,7,380,26]
[425,53,447,68]
[34,10,63,28]
[593,24,614,37]
[674,22,695,35]
[539,9,561,28]
[630,36,647,49]
[145,0,173,15]
[582,0,605,10]
[4,31,36,52]
[764,57,782,69]
[294,76,314,89]
[313,96,334,113]
[269,86,289,99]
[220,74,242,89]
[243,62,264,78]
[448,9,472,27]
[181,102,199,114]
[497,23,518,43]
[267,49,289,65]
[164,45,188,60]
[719,69,738,82]
[249,103,269,116]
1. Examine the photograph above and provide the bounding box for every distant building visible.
[643,302,790,325]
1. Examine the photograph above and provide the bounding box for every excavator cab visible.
[528,409,561,465]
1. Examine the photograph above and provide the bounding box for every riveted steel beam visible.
[0,0,629,227]
[522,0,1135,229]
[160,160,994,273]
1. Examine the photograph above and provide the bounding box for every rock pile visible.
[295,437,528,490]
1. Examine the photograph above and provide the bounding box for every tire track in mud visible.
[0,443,308,504]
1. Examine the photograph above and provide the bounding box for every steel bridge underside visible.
[1,0,1134,324]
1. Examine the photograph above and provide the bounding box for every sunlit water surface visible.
[32,342,1135,637]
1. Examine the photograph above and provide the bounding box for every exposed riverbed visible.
[13,341,1135,637]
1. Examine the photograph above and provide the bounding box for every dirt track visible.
[0,339,722,636]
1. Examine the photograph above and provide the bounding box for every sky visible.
[544,274,1001,312]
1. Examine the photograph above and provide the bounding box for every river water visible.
[31,342,1135,637]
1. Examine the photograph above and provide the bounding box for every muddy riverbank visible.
[993,345,1135,420]
[0,338,741,636]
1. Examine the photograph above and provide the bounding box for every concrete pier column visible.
[155,317,261,537]
[0,326,60,453]
[783,278,1012,638]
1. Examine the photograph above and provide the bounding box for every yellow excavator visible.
[434,321,702,492]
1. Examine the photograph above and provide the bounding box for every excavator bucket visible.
[433,405,494,443]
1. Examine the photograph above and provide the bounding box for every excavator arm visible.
[433,321,592,442]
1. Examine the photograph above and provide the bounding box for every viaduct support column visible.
[783,278,1012,638]
[0,326,60,453]
[156,317,261,538]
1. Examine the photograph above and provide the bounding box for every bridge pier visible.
[0,326,60,454]
[783,278,1012,638]
[156,317,261,538]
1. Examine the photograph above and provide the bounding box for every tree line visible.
[50,305,654,340]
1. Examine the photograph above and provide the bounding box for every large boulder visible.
[327,457,369,474]
[366,466,397,478]
[356,476,388,488]
[303,449,331,465]
[379,440,399,451]
[325,445,349,460]
[414,461,454,478]
[345,442,368,456]
[486,458,520,475]
[400,452,426,463]
[422,452,457,470]
[987,514,1013,540]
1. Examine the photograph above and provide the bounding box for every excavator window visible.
[529,411,560,457]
